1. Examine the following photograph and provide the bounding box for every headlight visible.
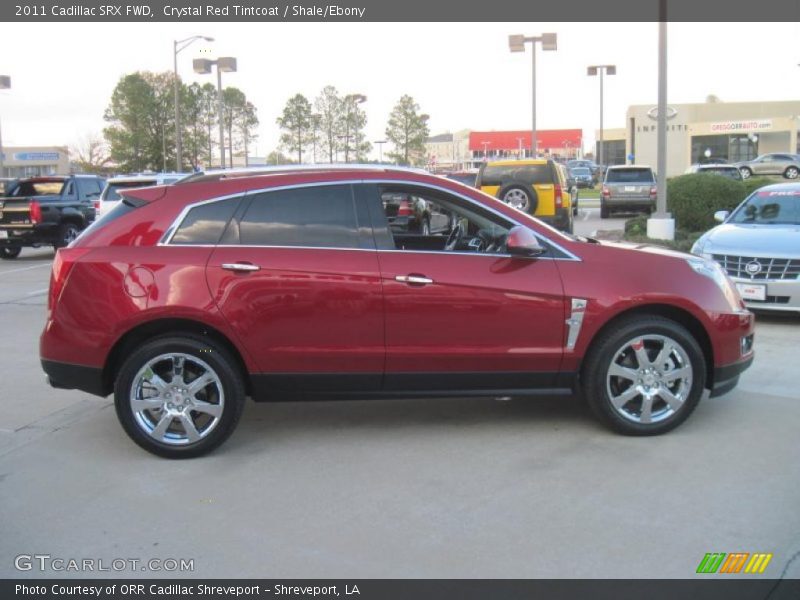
[686,257,743,311]
[690,237,713,260]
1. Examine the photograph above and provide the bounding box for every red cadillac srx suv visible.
[40,166,755,458]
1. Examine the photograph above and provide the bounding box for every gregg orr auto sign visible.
[710,120,772,133]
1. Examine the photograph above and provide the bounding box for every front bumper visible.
[710,353,754,398]
[729,276,800,312]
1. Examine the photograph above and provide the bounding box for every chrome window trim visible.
[158,178,582,261]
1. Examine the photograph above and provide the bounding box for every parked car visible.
[382,191,453,235]
[0,174,105,259]
[569,166,595,189]
[476,159,576,232]
[443,170,478,187]
[98,173,186,218]
[41,165,754,457]
[734,153,800,180]
[567,159,600,184]
[684,164,743,180]
[692,182,800,313]
[600,165,657,218]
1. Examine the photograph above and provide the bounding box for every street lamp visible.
[0,75,9,178]
[342,94,366,163]
[174,35,213,172]
[587,64,616,170]
[374,140,387,163]
[194,56,237,169]
[481,141,492,160]
[509,32,557,158]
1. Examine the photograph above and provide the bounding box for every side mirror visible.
[506,226,546,258]
[714,210,729,223]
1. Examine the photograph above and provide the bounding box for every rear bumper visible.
[710,353,754,398]
[0,224,59,246]
[604,197,655,210]
[41,359,108,397]
[538,207,573,232]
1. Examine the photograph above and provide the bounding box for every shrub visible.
[667,174,747,232]
[624,215,647,235]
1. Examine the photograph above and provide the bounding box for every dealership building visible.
[597,99,800,176]
[0,146,70,178]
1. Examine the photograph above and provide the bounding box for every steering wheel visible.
[445,221,463,251]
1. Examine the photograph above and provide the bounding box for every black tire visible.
[600,200,609,219]
[572,197,579,216]
[581,315,706,436]
[55,222,81,249]
[114,334,246,458]
[739,167,752,180]
[784,166,799,180]
[499,185,538,214]
[0,246,22,259]
[419,217,431,235]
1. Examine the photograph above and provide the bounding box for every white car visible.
[97,174,187,218]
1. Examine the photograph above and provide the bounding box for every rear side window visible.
[239,185,358,248]
[606,168,655,183]
[480,164,552,186]
[170,197,241,245]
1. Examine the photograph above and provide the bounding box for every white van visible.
[96,173,188,218]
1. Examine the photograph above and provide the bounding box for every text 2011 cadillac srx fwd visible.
[40,166,754,458]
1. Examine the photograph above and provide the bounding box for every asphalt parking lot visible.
[1,216,798,579]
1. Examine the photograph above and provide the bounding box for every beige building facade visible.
[0,146,70,178]
[424,129,471,171]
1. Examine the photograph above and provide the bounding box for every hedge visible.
[666,174,748,232]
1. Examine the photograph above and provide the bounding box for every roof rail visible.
[176,163,431,184]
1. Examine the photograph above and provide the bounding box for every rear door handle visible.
[222,262,260,272]
[395,274,434,285]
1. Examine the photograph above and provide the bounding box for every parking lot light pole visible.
[174,36,213,172]
[647,1,675,241]
[587,64,616,170]
[0,75,9,178]
[194,56,237,169]
[509,33,557,159]
[374,140,387,163]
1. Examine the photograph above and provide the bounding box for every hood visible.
[698,223,800,257]
[597,240,693,260]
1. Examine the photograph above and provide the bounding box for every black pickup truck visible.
[0,175,105,259]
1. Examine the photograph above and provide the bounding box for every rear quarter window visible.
[170,197,242,245]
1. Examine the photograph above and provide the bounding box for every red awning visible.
[468,129,583,151]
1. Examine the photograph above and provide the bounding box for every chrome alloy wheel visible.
[503,188,530,211]
[605,335,693,424]
[130,353,224,446]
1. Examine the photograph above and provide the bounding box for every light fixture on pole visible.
[509,32,557,158]
[194,56,237,169]
[174,35,213,172]
[374,140,387,163]
[0,75,9,178]
[587,64,616,170]
[481,141,492,160]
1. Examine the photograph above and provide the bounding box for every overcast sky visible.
[1,21,799,158]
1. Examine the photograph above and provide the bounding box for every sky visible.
[1,21,799,160]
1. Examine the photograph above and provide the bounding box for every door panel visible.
[377,251,565,390]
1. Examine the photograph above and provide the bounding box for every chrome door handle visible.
[222,263,260,272]
[395,274,433,285]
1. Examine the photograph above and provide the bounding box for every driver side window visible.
[377,186,511,255]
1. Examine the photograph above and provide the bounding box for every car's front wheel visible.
[582,316,706,435]
[0,246,22,259]
[114,335,246,458]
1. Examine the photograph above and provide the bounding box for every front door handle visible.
[222,262,260,273]
[395,274,434,285]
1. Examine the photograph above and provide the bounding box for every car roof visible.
[484,159,549,167]
[177,163,429,185]
[107,173,188,184]
[696,163,736,168]
[752,182,800,193]
[607,164,653,170]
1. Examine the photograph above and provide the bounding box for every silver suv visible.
[734,153,800,180]
[600,165,656,219]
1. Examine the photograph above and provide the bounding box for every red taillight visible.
[397,199,412,216]
[650,186,658,199]
[602,186,610,198]
[93,200,101,211]
[30,200,42,224]
[48,247,91,311]
[554,183,563,209]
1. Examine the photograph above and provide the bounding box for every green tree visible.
[341,94,370,163]
[277,93,313,163]
[183,82,217,170]
[314,86,343,162]
[221,87,259,168]
[266,149,296,165]
[385,95,430,166]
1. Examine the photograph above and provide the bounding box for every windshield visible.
[731,190,800,225]
[606,168,654,183]
[572,168,591,176]
[9,180,65,196]
[102,180,157,201]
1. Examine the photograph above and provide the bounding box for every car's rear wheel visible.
[501,186,536,213]
[114,335,246,458]
[582,316,705,435]
[739,167,752,180]
[784,166,799,179]
[0,246,22,259]
[600,200,609,219]
[55,222,80,249]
